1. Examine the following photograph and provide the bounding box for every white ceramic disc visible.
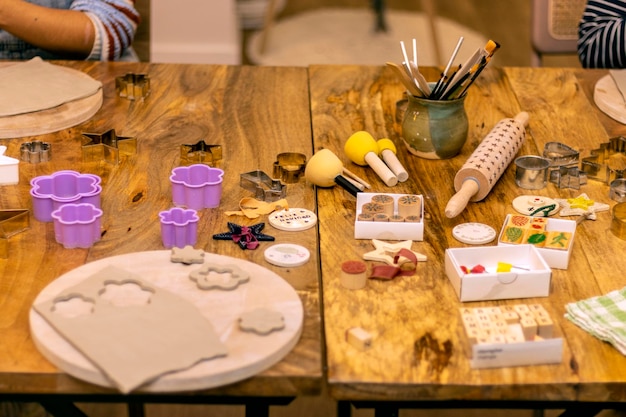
[268,208,317,231]
[264,243,310,267]
[512,195,560,217]
[452,222,497,245]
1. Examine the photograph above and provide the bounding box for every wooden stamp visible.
[346,327,372,351]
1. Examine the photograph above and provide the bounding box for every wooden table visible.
[0,61,321,417]
[309,65,626,416]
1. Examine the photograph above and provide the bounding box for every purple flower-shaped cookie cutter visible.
[30,170,102,222]
[51,203,103,249]
[159,207,199,249]
[170,164,224,210]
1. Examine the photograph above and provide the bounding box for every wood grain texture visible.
[0,62,321,397]
[310,64,626,403]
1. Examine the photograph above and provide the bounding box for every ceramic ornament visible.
[33,265,228,393]
[445,112,529,218]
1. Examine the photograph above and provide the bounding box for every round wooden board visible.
[0,63,103,139]
[29,250,304,393]
[594,73,626,125]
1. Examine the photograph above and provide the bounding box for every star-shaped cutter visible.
[581,136,626,184]
[363,239,427,265]
[81,129,137,164]
[180,140,222,166]
[212,222,275,250]
[115,73,150,100]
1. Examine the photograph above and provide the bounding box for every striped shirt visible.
[578,0,626,68]
[0,0,140,61]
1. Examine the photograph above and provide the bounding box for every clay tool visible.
[342,167,371,189]
[386,62,423,97]
[445,112,529,218]
[304,148,361,196]
[344,131,398,187]
[376,138,409,182]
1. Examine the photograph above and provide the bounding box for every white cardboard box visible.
[497,214,576,269]
[445,245,552,302]
[354,193,424,240]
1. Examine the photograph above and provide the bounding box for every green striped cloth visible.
[565,287,626,355]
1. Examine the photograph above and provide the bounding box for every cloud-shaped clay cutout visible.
[239,308,285,335]
[98,280,154,307]
[51,295,95,318]
[189,263,249,291]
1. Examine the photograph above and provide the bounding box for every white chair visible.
[531,0,587,66]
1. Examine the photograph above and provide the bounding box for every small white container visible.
[0,145,18,186]
[497,214,576,269]
[354,193,424,241]
[445,245,552,302]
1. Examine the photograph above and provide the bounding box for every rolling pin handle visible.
[445,178,480,218]
[364,152,398,187]
[514,111,530,127]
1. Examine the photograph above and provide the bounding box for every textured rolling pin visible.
[445,112,529,218]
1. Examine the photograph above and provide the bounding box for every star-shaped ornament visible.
[556,193,609,219]
[212,222,275,250]
[363,239,427,265]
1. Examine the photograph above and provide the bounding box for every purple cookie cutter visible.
[30,170,102,222]
[170,164,224,210]
[159,207,199,249]
[51,203,103,249]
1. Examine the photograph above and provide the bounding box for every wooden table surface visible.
[2,61,626,411]
[309,65,626,406]
[0,61,321,401]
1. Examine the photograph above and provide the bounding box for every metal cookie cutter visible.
[610,178,626,202]
[273,152,306,183]
[549,166,588,190]
[20,140,51,163]
[543,142,580,168]
[115,73,150,100]
[514,156,550,190]
[82,129,137,164]
[240,170,286,202]
[581,136,626,184]
[180,140,222,166]
[0,209,30,258]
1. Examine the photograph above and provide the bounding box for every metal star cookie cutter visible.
[180,140,222,166]
[581,136,626,184]
[115,73,150,100]
[549,166,588,190]
[240,170,286,202]
[20,140,51,163]
[272,152,306,183]
[82,129,137,164]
